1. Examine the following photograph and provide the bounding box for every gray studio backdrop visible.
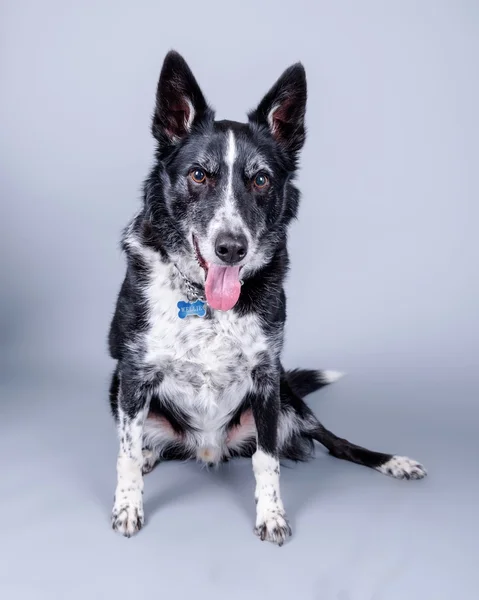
[1,2,478,600]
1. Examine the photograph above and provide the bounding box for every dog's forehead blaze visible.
[178,121,269,180]
[213,121,266,171]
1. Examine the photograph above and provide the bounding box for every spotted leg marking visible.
[111,377,150,537]
[252,449,291,545]
[250,363,291,546]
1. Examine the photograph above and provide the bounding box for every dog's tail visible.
[284,368,344,398]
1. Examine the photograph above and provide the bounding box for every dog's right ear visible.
[152,51,213,146]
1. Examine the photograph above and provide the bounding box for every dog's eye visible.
[253,173,269,189]
[190,168,207,184]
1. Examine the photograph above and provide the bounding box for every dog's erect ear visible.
[248,63,307,157]
[152,50,212,145]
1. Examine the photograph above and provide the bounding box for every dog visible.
[108,50,427,546]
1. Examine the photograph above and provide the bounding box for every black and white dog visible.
[108,50,426,546]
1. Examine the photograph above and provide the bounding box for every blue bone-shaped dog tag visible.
[177,299,207,319]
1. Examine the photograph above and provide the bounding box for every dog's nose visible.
[214,232,248,265]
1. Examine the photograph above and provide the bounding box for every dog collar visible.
[174,265,206,303]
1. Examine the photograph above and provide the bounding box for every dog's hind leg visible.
[279,376,427,480]
[310,423,427,480]
[141,446,161,475]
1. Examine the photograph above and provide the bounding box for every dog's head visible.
[147,50,307,311]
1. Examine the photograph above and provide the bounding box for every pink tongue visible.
[205,264,242,311]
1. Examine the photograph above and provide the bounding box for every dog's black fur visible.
[107,51,426,544]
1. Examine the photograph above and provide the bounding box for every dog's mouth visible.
[193,236,242,312]
[193,236,209,273]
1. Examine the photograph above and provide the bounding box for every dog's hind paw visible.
[142,448,159,475]
[254,512,292,546]
[377,455,427,480]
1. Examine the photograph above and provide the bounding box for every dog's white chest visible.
[142,262,268,445]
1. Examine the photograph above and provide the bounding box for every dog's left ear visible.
[249,63,307,158]
[152,50,213,146]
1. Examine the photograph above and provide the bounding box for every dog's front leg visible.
[250,364,291,546]
[111,370,150,537]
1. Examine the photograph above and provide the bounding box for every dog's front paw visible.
[111,496,144,537]
[254,511,292,546]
